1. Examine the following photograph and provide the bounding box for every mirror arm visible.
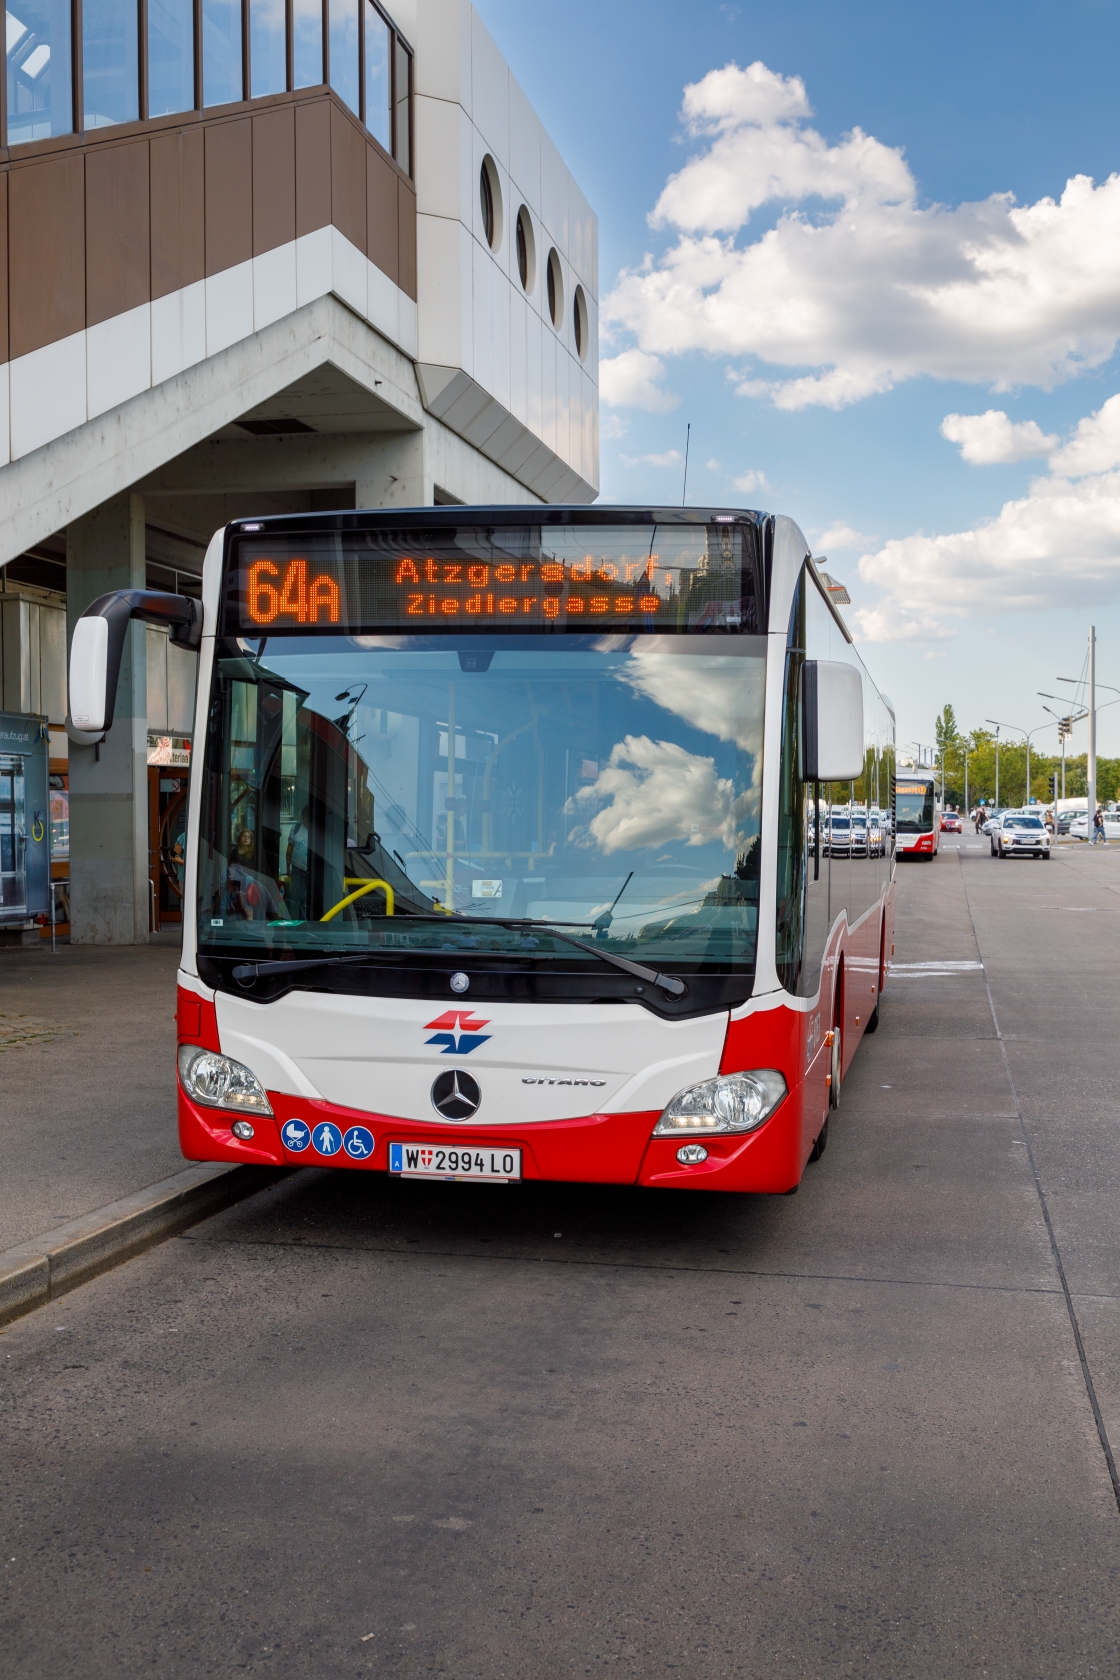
[77,590,202,732]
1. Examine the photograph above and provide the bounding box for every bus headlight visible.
[177,1045,273,1115]
[653,1070,787,1136]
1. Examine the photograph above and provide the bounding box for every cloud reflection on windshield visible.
[568,649,764,856]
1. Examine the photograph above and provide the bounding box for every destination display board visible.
[228,524,760,636]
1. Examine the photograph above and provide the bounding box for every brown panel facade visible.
[295,98,331,238]
[205,118,253,277]
[330,104,365,251]
[366,145,397,287]
[150,128,206,301]
[397,176,417,301]
[86,142,151,328]
[9,153,86,360]
[252,106,296,257]
[0,173,8,364]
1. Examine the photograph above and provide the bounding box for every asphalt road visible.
[0,944,184,1250]
[4,839,1120,1677]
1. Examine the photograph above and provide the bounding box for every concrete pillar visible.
[66,494,150,944]
[354,430,427,508]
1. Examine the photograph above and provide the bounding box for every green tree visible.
[934,704,959,756]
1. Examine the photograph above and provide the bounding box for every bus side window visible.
[799,575,833,996]
[775,576,805,993]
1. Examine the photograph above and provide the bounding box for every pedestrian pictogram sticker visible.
[312,1122,342,1156]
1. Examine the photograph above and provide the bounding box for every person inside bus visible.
[224,826,289,921]
[286,805,311,918]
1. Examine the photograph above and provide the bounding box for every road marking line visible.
[890,960,983,971]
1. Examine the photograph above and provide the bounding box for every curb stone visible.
[0,1163,291,1328]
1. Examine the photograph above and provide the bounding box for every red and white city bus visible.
[70,508,896,1193]
[895,771,940,860]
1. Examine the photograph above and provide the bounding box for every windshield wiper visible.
[228,914,687,998]
[467,915,687,998]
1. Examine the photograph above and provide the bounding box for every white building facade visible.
[0,0,598,943]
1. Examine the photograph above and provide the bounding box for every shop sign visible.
[147,734,192,768]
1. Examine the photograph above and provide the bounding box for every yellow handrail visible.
[320,878,395,922]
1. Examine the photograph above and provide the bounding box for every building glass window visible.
[363,0,389,150]
[292,0,322,86]
[148,0,194,115]
[249,0,286,95]
[6,0,73,143]
[203,0,242,105]
[328,0,357,116]
[82,0,139,126]
[393,32,409,174]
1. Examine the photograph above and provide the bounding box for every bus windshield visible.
[895,785,935,833]
[197,634,766,977]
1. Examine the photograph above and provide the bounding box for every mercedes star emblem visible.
[449,971,470,993]
[431,1069,481,1120]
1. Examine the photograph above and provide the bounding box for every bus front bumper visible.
[178,1087,803,1193]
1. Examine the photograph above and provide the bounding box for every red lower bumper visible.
[178,1085,803,1193]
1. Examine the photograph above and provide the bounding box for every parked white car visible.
[1069,813,1120,842]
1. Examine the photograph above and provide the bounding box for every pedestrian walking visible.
[1092,806,1108,845]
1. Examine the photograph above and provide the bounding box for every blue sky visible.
[475,0,1120,759]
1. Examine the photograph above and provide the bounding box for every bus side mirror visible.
[68,589,201,737]
[69,616,111,732]
[802,660,864,781]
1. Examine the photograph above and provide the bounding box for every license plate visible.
[389,1142,521,1182]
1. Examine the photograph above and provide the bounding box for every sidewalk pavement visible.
[0,942,189,1253]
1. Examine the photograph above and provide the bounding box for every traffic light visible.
[1059,717,1073,742]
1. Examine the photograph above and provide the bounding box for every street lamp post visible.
[986,723,1001,810]
[987,719,1051,808]
[1056,654,1120,824]
[1088,627,1096,830]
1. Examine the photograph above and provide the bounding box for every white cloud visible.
[940,410,1057,464]
[816,523,866,550]
[604,60,1120,410]
[848,601,956,644]
[854,402,1120,636]
[732,469,768,493]
[706,458,722,471]
[1049,393,1120,476]
[620,449,683,469]
[599,348,680,413]
[601,413,630,441]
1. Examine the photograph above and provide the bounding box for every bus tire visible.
[809,1118,829,1161]
[829,1025,842,1111]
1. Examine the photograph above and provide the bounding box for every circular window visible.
[573,284,589,360]
[515,205,535,293]
[479,156,503,250]
[546,248,563,328]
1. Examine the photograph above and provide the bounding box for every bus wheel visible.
[829,1026,842,1111]
[809,1117,829,1161]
